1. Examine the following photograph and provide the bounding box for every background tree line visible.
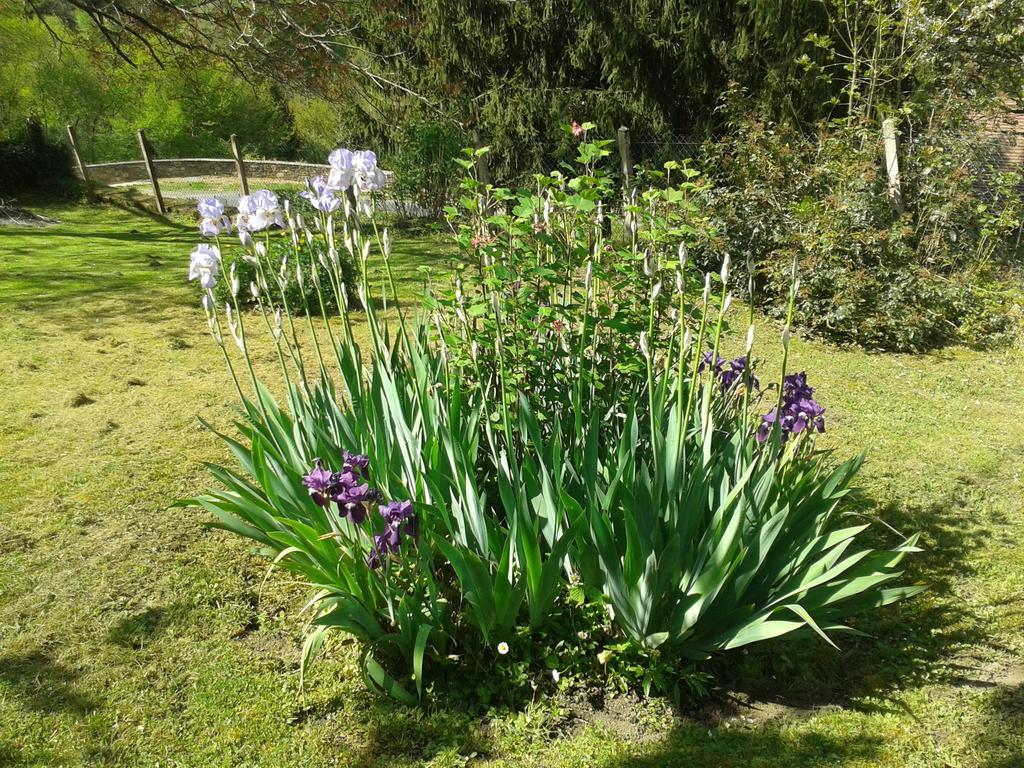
[3,0,1022,353]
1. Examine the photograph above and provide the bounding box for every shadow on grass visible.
[0,649,98,715]
[0,741,27,768]
[308,693,886,768]
[975,682,1024,768]
[707,477,995,714]
[107,606,172,649]
[595,723,883,768]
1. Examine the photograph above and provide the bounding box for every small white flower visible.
[497,642,510,656]
[188,244,220,289]
[551,669,561,683]
[720,252,731,285]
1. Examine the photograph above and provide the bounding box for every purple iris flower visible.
[719,356,760,392]
[367,500,417,569]
[701,352,759,393]
[756,372,826,443]
[301,452,376,521]
[302,459,334,506]
[698,351,725,375]
[343,451,370,477]
[331,479,379,525]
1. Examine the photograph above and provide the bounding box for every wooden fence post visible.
[616,126,634,191]
[881,118,903,214]
[136,129,166,214]
[229,133,250,197]
[471,129,490,186]
[65,124,95,201]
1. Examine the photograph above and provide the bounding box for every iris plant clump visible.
[184,131,921,705]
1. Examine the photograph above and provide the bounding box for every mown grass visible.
[0,200,1021,767]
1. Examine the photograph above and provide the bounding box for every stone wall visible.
[79,158,330,186]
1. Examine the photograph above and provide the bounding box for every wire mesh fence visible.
[626,125,706,169]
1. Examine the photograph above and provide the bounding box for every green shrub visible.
[391,121,465,218]
[182,133,922,705]
[702,111,1021,352]
[0,119,74,196]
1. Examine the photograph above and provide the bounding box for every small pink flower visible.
[470,233,495,250]
[571,121,584,138]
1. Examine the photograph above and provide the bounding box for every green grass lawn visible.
[0,200,1021,767]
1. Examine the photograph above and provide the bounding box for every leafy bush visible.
[391,121,465,218]
[182,133,921,705]
[0,119,74,196]
[702,108,1022,352]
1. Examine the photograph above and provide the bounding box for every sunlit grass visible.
[0,201,1021,767]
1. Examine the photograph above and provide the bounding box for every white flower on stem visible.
[225,303,244,352]
[497,642,510,656]
[254,241,268,259]
[199,215,231,238]
[201,290,214,314]
[651,281,662,301]
[723,293,732,313]
[643,249,656,278]
[551,669,561,683]
[237,189,283,232]
[188,244,221,289]
[683,327,693,352]
[721,252,731,285]
[273,308,283,340]
[639,331,650,359]
[197,197,224,219]
[249,281,259,300]
[382,228,391,258]
[678,241,688,270]
[327,148,354,190]
[229,262,240,297]
[675,270,684,293]
[238,229,253,248]
[703,273,712,304]
[782,325,792,350]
